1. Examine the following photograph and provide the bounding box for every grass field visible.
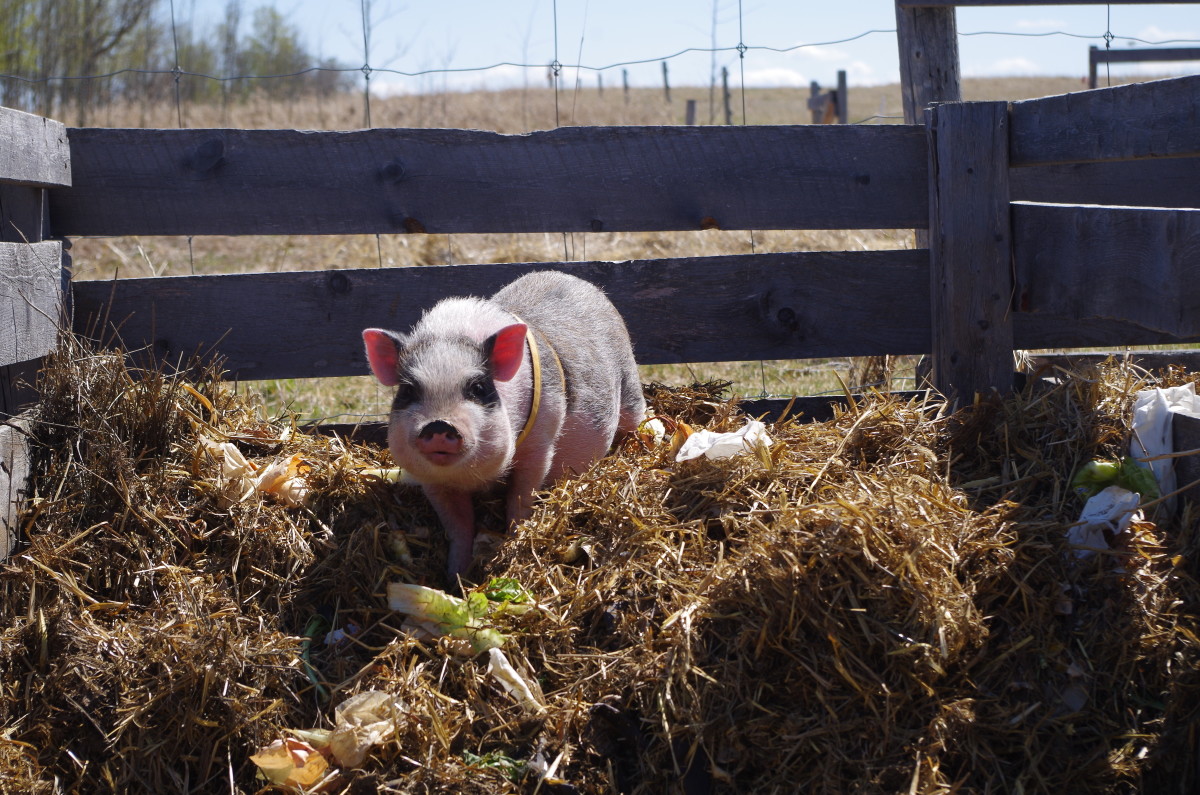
[63,75,1156,422]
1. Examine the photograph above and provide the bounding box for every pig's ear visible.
[363,328,404,386]
[486,323,527,382]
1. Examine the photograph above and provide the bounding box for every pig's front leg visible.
[421,484,477,578]
[504,448,555,528]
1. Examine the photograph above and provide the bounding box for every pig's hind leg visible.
[505,441,557,528]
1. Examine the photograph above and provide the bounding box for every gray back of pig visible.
[492,271,644,431]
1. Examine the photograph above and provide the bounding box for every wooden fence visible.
[2,0,1200,556]
[1089,45,1200,89]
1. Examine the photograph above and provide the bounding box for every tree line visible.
[0,0,355,124]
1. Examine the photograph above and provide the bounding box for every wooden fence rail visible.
[1089,45,1200,89]
[49,125,927,236]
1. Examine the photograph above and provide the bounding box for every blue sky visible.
[181,1,1200,93]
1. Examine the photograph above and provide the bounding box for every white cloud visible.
[742,67,809,88]
[1014,18,1067,30]
[843,60,877,83]
[1134,24,1198,43]
[796,45,849,63]
[964,57,1042,77]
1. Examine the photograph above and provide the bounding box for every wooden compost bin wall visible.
[1,108,71,557]
[47,73,1200,393]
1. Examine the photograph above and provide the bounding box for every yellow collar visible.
[510,316,564,448]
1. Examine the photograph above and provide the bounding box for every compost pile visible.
[1,339,1198,794]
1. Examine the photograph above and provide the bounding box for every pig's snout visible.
[416,420,465,466]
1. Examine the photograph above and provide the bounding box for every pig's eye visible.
[393,381,418,409]
[465,377,496,405]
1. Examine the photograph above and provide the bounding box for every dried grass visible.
[2,340,1198,793]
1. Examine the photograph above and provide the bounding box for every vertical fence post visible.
[895,4,961,124]
[622,69,629,103]
[836,69,848,124]
[896,2,962,387]
[0,109,71,559]
[685,99,697,125]
[662,61,671,103]
[721,66,732,124]
[926,101,1014,402]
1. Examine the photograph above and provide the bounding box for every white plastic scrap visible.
[1068,485,1143,559]
[1068,383,1200,559]
[675,419,773,462]
[1130,383,1200,505]
[487,648,546,714]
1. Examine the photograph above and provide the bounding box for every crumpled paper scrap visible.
[201,436,310,507]
[250,691,407,790]
[249,736,335,791]
[675,419,773,462]
[328,690,408,767]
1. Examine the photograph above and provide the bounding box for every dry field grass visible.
[64,75,1151,422]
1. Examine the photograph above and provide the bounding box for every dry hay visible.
[1,339,1198,794]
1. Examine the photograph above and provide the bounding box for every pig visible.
[362,270,645,580]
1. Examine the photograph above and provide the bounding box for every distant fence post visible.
[721,66,732,124]
[808,81,824,123]
[836,69,848,124]
[622,69,629,103]
[807,71,849,124]
[662,61,671,103]
[685,99,697,125]
[926,100,1014,402]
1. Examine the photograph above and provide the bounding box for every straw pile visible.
[1,339,1198,794]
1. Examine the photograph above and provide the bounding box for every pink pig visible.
[363,271,645,580]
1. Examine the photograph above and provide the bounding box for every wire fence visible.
[4,1,1200,131]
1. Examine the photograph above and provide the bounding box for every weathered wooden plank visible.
[1090,46,1200,66]
[1010,74,1200,167]
[0,416,31,559]
[1089,46,1200,90]
[1010,156,1200,209]
[49,125,929,237]
[71,251,932,381]
[0,106,71,187]
[1,241,63,368]
[927,101,1013,400]
[1012,202,1200,339]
